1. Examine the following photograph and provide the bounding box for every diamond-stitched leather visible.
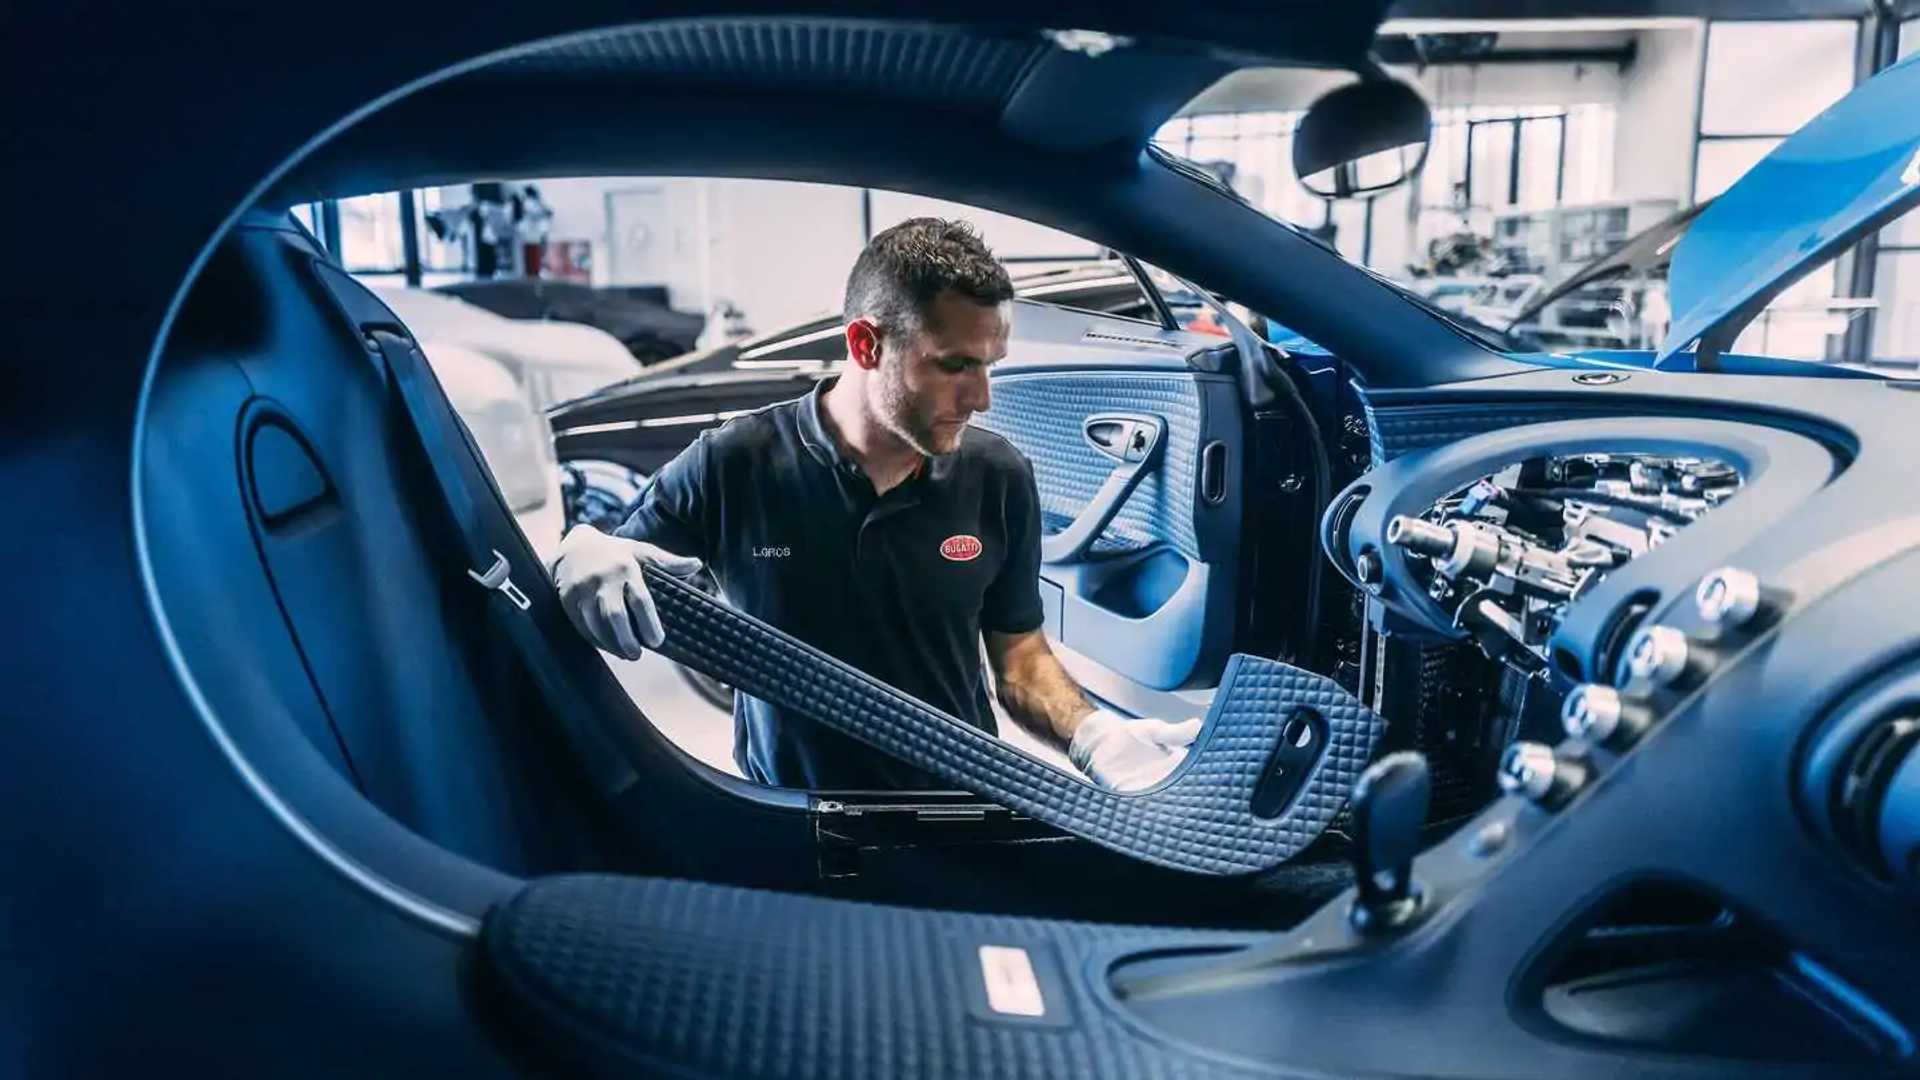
[483,875,1283,1079]
[1365,400,1643,463]
[975,372,1204,559]
[646,567,1382,876]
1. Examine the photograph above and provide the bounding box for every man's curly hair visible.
[842,217,1015,337]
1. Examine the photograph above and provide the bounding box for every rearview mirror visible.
[1293,79,1432,200]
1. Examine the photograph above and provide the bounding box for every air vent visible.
[1082,330,1179,350]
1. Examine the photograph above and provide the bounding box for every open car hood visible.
[1658,54,1920,365]
[1507,202,1708,331]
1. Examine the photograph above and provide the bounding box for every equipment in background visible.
[423,182,554,279]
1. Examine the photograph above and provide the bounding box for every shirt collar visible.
[797,375,850,472]
[799,374,938,489]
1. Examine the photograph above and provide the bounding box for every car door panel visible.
[976,315,1243,692]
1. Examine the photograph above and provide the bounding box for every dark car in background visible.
[439,278,708,364]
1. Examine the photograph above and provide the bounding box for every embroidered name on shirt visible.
[752,546,791,558]
[940,534,983,562]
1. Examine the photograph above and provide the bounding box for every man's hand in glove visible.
[1067,708,1203,792]
[548,524,703,660]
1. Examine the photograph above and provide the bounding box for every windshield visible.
[1491,200,1920,374]
[1150,94,1626,349]
[1152,123,1920,374]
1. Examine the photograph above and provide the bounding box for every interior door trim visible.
[1041,413,1166,565]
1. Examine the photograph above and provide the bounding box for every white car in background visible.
[371,287,644,560]
[372,287,643,409]
[413,341,566,561]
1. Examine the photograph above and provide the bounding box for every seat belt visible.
[321,286,639,799]
[369,321,639,798]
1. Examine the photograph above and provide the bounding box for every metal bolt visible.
[1626,625,1691,685]
[1562,684,1623,743]
[1355,551,1380,584]
[1696,566,1761,627]
[1498,742,1559,801]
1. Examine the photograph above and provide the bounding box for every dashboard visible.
[1326,415,1835,686]
[1108,367,1920,1076]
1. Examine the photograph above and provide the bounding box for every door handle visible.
[1042,414,1167,565]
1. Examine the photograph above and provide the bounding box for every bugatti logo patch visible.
[940,534,983,562]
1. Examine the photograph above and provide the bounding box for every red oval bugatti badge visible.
[940,534,983,562]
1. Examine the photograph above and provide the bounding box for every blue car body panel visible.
[1658,53,1920,364]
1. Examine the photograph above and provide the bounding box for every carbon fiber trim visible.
[645,567,1381,876]
[484,875,1273,1080]
[468,19,1046,115]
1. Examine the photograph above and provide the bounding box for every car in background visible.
[548,261,1223,522]
[623,261,1207,384]
[415,341,566,560]
[373,286,643,410]
[436,279,707,365]
[374,287,646,558]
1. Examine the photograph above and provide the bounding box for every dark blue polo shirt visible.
[615,377,1045,790]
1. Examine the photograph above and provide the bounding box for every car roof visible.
[267,13,1385,206]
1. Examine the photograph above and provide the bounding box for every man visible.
[549,218,1199,791]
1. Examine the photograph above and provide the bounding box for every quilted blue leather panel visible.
[1364,400,1645,463]
[485,875,1278,1079]
[977,372,1204,559]
[647,567,1382,876]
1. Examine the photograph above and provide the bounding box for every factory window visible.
[1870,18,1920,373]
[1693,20,1857,202]
[413,186,472,276]
[1155,103,1618,279]
[301,186,479,288]
[336,192,408,275]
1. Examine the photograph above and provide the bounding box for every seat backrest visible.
[146,213,612,873]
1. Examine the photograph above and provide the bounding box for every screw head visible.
[1498,742,1558,801]
[1563,684,1623,742]
[1696,567,1761,627]
[1626,625,1691,685]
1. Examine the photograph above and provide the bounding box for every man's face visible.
[871,290,1010,456]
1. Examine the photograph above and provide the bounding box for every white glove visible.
[1068,708,1203,792]
[548,524,703,660]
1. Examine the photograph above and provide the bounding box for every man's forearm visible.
[995,652,1095,748]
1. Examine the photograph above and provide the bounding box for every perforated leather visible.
[484,875,1278,1080]
[648,567,1381,876]
[977,372,1204,559]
